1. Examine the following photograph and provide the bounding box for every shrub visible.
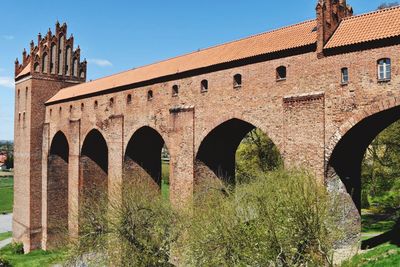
[68,181,179,267]
[10,242,24,255]
[180,170,346,266]
[0,256,11,267]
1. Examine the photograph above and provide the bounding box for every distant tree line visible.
[377,2,399,10]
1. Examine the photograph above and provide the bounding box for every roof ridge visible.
[67,18,316,87]
[342,5,400,21]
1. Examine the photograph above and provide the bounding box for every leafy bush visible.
[10,242,24,255]
[0,256,11,267]
[180,170,346,266]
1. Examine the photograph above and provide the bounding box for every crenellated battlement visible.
[15,22,87,82]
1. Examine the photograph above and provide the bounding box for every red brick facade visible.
[14,0,400,252]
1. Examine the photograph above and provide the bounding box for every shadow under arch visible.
[327,105,400,249]
[124,126,166,191]
[80,129,108,200]
[47,131,69,248]
[195,118,281,187]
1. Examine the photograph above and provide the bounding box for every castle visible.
[13,0,400,252]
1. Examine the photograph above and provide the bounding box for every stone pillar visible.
[169,106,195,208]
[68,119,80,240]
[41,123,50,249]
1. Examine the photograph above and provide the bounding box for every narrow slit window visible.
[81,103,84,111]
[276,66,287,81]
[94,100,98,109]
[147,90,153,101]
[233,74,242,88]
[201,79,208,92]
[172,85,179,97]
[378,58,391,81]
[341,67,349,84]
[127,94,132,104]
[109,97,114,107]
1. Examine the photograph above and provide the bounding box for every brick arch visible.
[195,114,282,156]
[123,126,168,190]
[325,96,400,165]
[123,124,170,157]
[80,126,109,154]
[46,130,69,248]
[195,116,282,185]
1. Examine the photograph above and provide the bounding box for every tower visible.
[13,22,86,252]
[316,0,353,56]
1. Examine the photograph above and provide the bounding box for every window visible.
[50,43,56,74]
[34,62,40,73]
[69,105,73,113]
[341,67,349,84]
[42,52,48,73]
[147,90,153,101]
[276,66,287,81]
[81,103,84,111]
[109,97,114,107]
[17,89,20,98]
[94,100,98,109]
[233,74,242,88]
[172,85,179,97]
[201,79,208,92]
[127,94,132,104]
[49,109,52,116]
[378,58,391,81]
[18,113,21,121]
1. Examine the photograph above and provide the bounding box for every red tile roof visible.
[326,6,400,49]
[46,20,317,103]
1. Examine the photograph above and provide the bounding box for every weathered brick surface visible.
[14,1,400,252]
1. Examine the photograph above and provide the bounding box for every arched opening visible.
[327,105,400,249]
[80,129,108,205]
[195,119,282,192]
[123,127,169,199]
[50,43,56,74]
[47,131,69,248]
[42,52,48,73]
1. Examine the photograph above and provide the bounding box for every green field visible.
[0,231,12,241]
[161,161,170,200]
[0,176,13,214]
[0,244,66,267]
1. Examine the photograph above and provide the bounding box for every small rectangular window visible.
[378,58,391,81]
[341,68,349,84]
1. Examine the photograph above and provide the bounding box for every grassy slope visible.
[342,243,400,267]
[161,162,170,200]
[0,177,13,214]
[0,244,66,267]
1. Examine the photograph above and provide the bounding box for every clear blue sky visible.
[0,0,389,140]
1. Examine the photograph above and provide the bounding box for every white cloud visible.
[2,35,14,40]
[87,58,113,67]
[0,76,14,89]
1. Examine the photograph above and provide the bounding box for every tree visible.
[377,2,399,10]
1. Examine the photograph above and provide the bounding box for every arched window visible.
[172,85,179,97]
[65,46,72,76]
[58,35,64,75]
[377,58,391,81]
[127,94,132,104]
[233,74,242,88]
[80,70,85,79]
[50,43,56,74]
[341,67,349,84]
[73,58,78,77]
[109,97,114,107]
[34,62,40,73]
[201,79,208,92]
[94,100,98,109]
[276,66,287,81]
[42,52,48,73]
[147,90,153,101]
[69,105,73,113]
[81,103,84,111]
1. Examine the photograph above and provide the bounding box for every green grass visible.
[161,162,170,200]
[362,213,396,233]
[0,177,13,214]
[342,243,400,267]
[0,244,66,267]
[0,231,12,241]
